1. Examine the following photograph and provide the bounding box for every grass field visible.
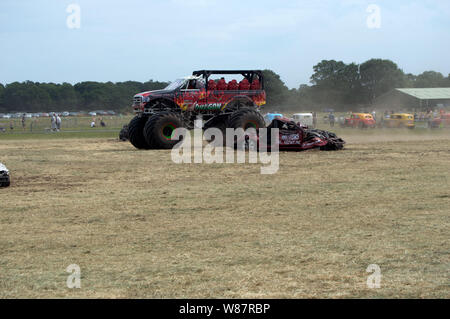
[0,128,449,298]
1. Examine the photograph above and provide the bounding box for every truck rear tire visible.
[228,108,265,131]
[128,116,151,149]
[119,124,129,141]
[144,112,184,149]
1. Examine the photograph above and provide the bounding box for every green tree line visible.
[1,59,449,113]
[264,59,450,111]
[0,80,168,113]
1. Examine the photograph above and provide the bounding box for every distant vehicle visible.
[264,113,283,125]
[62,112,70,117]
[3,114,12,119]
[383,113,415,129]
[107,111,116,115]
[88,112,97,116]
[341,113,376,128]
[292,113,313,127]
[430,113,450,128]
[0,163,10,187]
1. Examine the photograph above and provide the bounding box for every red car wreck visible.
[242,117,346,152]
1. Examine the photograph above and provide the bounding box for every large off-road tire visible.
[128,116,151,149]
[119,124,129,141]
[204,117,228,146]
[228,108,265,131]
[227,108,265,148]
[144,112,184,149]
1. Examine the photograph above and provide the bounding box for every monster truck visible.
[0,163,10,187]
[127,70,266,149]
[242,117,346,152]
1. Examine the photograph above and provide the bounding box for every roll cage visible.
[192,70,264,90]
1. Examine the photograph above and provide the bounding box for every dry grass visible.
[0,130,449,298]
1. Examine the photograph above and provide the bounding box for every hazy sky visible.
[1,0,450,88]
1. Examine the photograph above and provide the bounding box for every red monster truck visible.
[242,117,345,152]
[128,70,266,149]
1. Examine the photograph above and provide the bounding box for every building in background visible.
[373,88,450,111]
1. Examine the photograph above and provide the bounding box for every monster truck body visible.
[128,70,266,149]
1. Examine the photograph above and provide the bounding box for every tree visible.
[262,69,290,106]
[414,71,446,88]
[0,84,4,112]
[359,59,406,104]
[308,60,362,109]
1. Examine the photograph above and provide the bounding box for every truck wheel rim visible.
[162,123,176,140]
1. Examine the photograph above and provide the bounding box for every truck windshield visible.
[165,79,187,90]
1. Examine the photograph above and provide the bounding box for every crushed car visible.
[0,163,10,187]
[241,117,345,152]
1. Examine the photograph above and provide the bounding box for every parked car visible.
[0,163,10,187]
[292,113,313,127]
[383,113,415,129]
[341,113,376,128]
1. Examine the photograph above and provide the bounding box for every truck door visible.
[177,79,206,111]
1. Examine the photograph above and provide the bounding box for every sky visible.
[1,0,450,88]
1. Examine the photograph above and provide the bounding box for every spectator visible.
[56,114,61,131]
[329,112,335,127]
[51,114,57,131]
[21,114,26,131]
[100,117,106,127]
[10,120,14,131]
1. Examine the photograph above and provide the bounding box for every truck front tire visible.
[128,116,151,149]
[144,112,184,149]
